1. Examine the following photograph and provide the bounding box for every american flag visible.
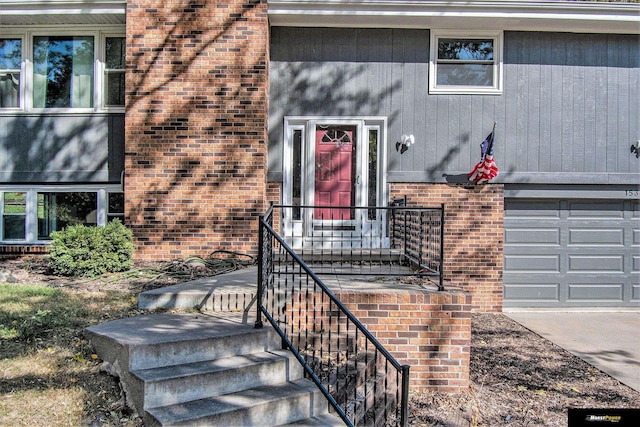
[468,128,499,184]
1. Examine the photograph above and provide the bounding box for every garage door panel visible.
[633,285,640,301]
[503,283,559,301]
[568,228,624,246]
[504,255,560,272]
[504,200,560,218]
[633,229,640,246]
[568,255,624,272]
[567,283,624,302]
[568,200,625,219]
[505,228,560,245]
[633,255,640,272]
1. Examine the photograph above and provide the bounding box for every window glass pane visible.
[33,36,94,108]
[0,39,21,69]
[292,129,302,220]
[104,37,125,107]
[436,63,493,86]
[3,192,26,240]
[0,38,21,108]
[108,192,124,214]
[37,192,97,239]
[438,39,493,61]
[107,192,125,222]
[105,71,125,106]
[105,37,125,69]
[4,216,25,240]
[4,192,26,214]
[368,129,378,219]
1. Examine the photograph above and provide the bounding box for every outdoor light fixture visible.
[396,134,415,154]
[631,140,640,158]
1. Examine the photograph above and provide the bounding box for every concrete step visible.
[85,312,278,371]
[131,349,303,409]
[86,272,343,427]
[145,378,329,427]
[138,267,257,311]
[277,413,346,426]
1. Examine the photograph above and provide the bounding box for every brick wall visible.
[391,183,504,312]
[335,288,472,393]
[282,286,471,393]
[125,0,269,260]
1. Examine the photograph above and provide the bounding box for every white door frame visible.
[282,116,388,248]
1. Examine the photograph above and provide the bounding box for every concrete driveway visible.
[506,312,640,393]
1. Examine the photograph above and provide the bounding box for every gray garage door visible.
[504,198,639,308]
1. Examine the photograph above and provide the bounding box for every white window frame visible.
[429,30,503,95]
[0,25,125,114]
[0,184,123,244]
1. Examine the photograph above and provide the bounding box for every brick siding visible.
[284,287,471,393]
[335,289,472,393]
[391,183,504,312]
[125,0,269,260]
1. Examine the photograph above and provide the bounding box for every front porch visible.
[87,196,479,426]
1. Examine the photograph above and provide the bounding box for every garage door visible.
[504,198,639,308]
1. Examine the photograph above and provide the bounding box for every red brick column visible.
[125,0,269,260]
[391,183,504,312]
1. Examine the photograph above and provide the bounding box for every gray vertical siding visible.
[269,28,640,184]
[0,113,125,183]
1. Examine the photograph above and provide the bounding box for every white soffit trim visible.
[0,1,125,25]
[268,1,640,34]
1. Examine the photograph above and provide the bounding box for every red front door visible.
[314,126,355,220]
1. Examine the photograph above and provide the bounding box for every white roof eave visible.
[268,0,640,34]
[0,0,125,16]
[0,0,125,26]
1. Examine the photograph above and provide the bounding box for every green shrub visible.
[48,219,134,277]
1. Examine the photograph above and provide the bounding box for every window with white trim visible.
[429,31,503,95]
[0,28,124,112]
[0,187,124,243]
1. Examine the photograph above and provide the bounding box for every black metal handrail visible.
[272,203,444,290]
[256,205,410,427]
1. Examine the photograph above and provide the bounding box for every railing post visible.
[418,210,425,268]
[400,364,410,427]
[403,208,408,257]
[255,213,264,329]
[438,203,445,291]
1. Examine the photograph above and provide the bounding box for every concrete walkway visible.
[506,312,640,393]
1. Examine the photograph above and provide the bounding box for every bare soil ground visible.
[1,256,639,426]
[410,313,640,426]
